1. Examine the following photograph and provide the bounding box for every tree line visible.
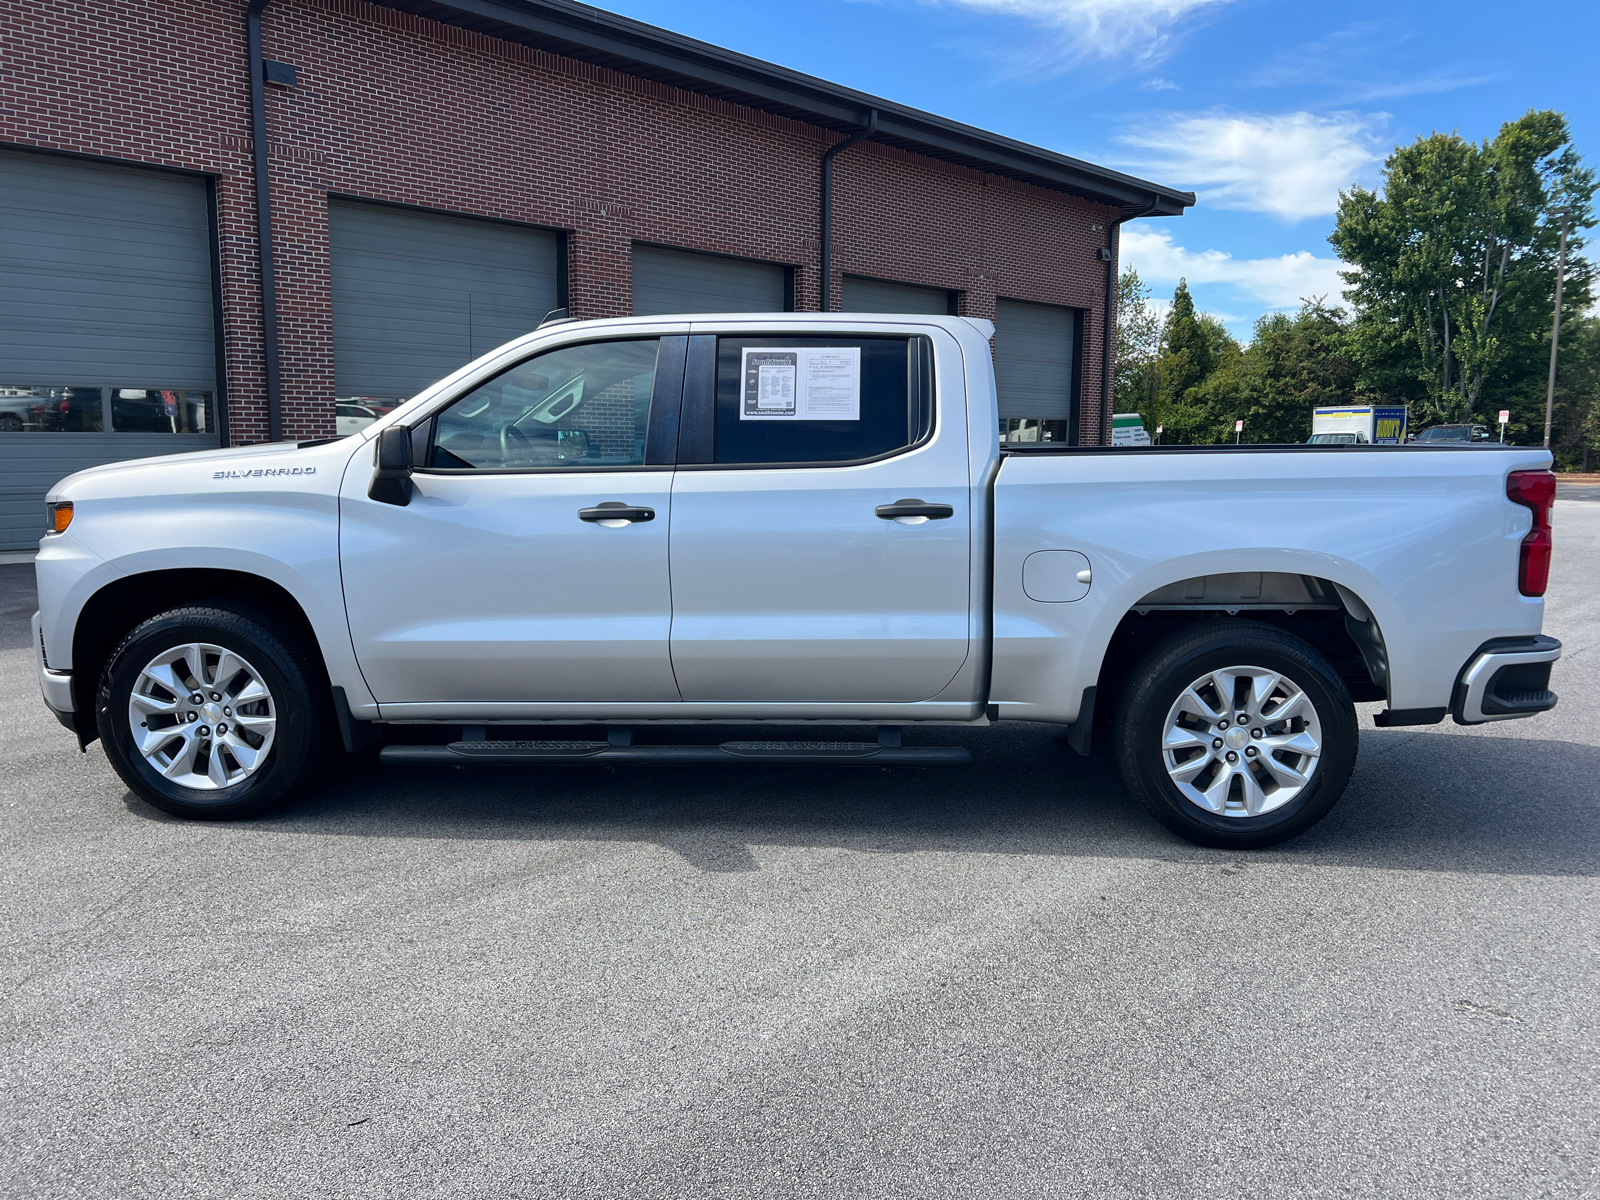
[1115,110,1598,468]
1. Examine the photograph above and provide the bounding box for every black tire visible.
[1113,619,1358,849]
[97,604,331,820]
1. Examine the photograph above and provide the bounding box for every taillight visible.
[1506,470,1555,596]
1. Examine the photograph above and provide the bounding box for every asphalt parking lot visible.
[4,502,1597,1200]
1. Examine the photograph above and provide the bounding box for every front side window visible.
[430,339,660,470]
[711,336,933,465]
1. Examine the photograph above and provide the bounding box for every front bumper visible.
[32,611,75,729]
[1451,635,1561,725]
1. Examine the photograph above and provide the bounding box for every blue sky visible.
[591,0,1598,339]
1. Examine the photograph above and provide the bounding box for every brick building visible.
[0,0,1190,549]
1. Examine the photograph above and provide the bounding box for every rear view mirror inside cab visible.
[526,377,583,424]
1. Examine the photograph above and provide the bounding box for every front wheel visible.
[1113,620,1358,849]
[97,605,331,820]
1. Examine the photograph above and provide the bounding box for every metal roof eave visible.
[373,0,1195,216]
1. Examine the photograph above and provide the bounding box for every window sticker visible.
[740,346,860,421]
[743,350,797,418]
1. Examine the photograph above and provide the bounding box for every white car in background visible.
[335,403,381,437]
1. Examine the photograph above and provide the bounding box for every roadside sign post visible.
[1155,423,1163,446]
[1499,409,1510,443]
[1235,419,1244,445]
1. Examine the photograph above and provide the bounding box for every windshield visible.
[1416,426,1471,442]
[1308,433,1358,445]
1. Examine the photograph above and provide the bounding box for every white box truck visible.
[1309,405,1408,445]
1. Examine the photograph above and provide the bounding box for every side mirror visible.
[369,425,413,506]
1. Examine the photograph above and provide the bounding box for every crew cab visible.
[32,314,1562,848]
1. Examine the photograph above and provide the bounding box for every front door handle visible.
[579,501,655,526]
[876,499,955,524]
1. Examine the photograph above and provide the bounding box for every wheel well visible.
[1091,573,1387,732]
[70,569,323,721]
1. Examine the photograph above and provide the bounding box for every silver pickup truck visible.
[34,314,1561,848]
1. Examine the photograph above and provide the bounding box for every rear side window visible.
[712,335,933,465]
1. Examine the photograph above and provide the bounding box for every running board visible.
[379,734,969,767]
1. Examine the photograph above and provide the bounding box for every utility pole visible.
[1544,207,1571,449]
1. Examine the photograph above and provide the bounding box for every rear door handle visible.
[876,499,955,523]
[579,501,655,526]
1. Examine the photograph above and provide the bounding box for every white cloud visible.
[935,0,1231,67]
[1244,21,1498,103]
[1117,110,1383,221]
[1120,226,1347,310]
[1342,74,1496,102]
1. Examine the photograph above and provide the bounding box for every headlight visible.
[45,501,73,535]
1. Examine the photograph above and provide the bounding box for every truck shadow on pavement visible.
[120,721,1600,878]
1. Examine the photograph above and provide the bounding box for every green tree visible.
[1113,266,1164,433]
[1163,278,1212,409]
[1546,314,1600,469]
[1330,110,1596,428]
[1186,318,1247,442]
[1243,299,1361,443]
[1195,312,1237,368]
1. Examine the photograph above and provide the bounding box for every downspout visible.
[1098,194,1160,444]
[818,109,877,312]
[247,0,283,442]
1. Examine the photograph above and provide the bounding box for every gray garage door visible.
[329,201,561,402]
[841,276,953,315]
[0,148,220,551]
[631,245,787,316]
[994,299,1077,423]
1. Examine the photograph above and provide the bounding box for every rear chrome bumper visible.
[32,611,75,724]
[1451,635,1561,725]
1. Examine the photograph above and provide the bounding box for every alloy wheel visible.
[1160,665,1323,818]
[126,642,277,791]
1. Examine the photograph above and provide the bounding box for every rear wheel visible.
[1114,620,1358,849]
[97,605,330,820]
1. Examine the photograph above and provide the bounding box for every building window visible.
[0,386,212,434]
[111,389,211,434]
[999,417,1067,444]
